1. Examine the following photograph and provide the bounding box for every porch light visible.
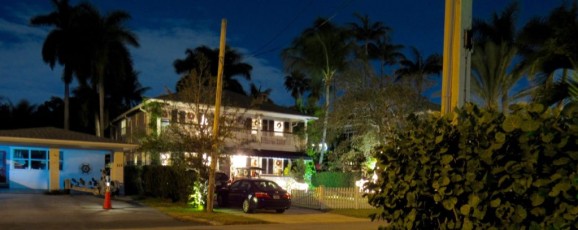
[231,155,247,168]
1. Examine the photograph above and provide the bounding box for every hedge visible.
[128,165,198,202]
[312,171,356,187]
[367,103,578,229]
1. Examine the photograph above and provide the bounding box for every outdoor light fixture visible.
[231,155,247,168]
[318,143,328,151]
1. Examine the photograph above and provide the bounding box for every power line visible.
[248,0,314,57]
[248,0,357,59]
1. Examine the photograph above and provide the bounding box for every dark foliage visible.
[367,103,578,229]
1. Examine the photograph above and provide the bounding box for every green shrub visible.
[140,165,197,202]
[312,171,356,187]
[124,165,143,196]
[367,103,578,229]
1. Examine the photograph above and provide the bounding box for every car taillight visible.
[254,192,271,199]
[282,193,291,199]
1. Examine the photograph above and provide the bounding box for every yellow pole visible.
[441,0,472,115]
[207,18,227,212]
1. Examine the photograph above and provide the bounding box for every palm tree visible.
[395,47,442,98]
[517,2,578,108]
[249,83,273,104]
[281,18,351,166]
[283,70,311,110]
[30,0,81,130]
[348,13,388,60]
[348,14,389,85]
[106,69,149,119]
[174,46,252,95]
[11,100,37,129]
[78,3,139,136]
[471,42,518,110]
[471,2,522,111]
[371,35,404,80]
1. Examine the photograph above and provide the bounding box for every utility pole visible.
[207,18,226,212]
[441,0,473,115]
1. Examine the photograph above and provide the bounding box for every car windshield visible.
[253,180,281,191]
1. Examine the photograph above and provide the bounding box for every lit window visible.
[200,114,209,126]
[13,148,49,170]
[30,150,47,170]
[121,119,127,136]
[13,149,29,169]
[160,153,170,166]
[161,118,170,132]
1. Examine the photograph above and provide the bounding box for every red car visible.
[216,178,291,213]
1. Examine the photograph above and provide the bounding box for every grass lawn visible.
[327,208,380,219]
[137,198,269,225]
[133,197,380,224]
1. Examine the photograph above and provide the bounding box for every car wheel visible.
[275,209,285,213]
[242,199,253,213]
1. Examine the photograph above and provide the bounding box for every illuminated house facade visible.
[110,91,317,180]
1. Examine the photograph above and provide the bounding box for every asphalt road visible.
[0,192,386,230]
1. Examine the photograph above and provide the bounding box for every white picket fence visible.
[290,186,374,210]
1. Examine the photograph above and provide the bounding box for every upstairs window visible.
[179,111,186,123]
[171,109,178,122]
[121,119,127,136]
[262,119,274,132]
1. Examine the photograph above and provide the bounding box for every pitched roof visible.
[0,127,137,151]
[155,90,313,117]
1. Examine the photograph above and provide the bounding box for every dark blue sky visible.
[0,0,563,106]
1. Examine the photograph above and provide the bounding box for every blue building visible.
[0,127,137,192]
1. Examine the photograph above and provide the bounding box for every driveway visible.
[0,192,196,229]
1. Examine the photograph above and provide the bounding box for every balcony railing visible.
[229,129,305,152]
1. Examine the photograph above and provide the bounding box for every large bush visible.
[141,165,197,202]
[367,103,578,229]
[123,165,143,196]
[312,171,357,187]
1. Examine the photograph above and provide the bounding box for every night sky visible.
[0,0,562,106]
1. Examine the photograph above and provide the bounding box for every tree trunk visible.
[501,94,509,113]
[64,83,70,130]
[319,73,331,166]
[97,66,105,137]
[99,81,104,137]
[206,150,217,212]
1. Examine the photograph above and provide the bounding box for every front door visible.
[0,151,7,188]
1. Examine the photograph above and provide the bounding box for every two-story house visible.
[110,91,317,180]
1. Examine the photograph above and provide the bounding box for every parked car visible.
[216,178,291,213]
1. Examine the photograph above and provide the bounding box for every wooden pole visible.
[441,0,472,115]
[207,18,227,212]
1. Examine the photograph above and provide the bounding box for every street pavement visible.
[0,191,386,230]
[0,192,196,229]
